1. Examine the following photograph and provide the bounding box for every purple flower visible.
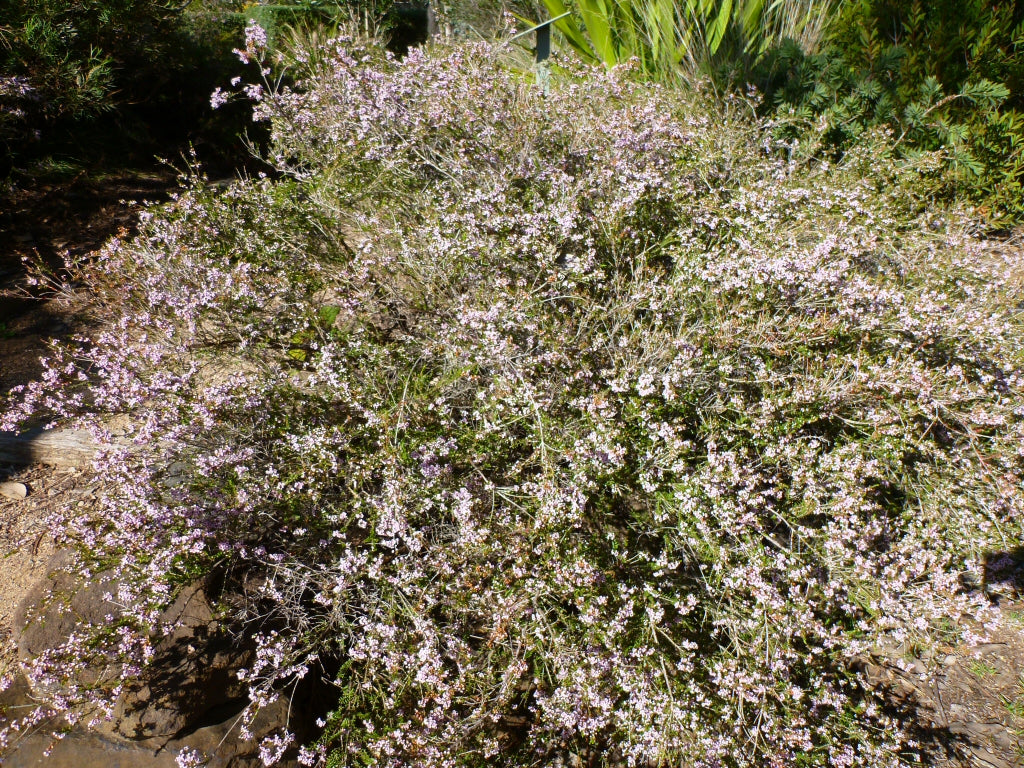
[210,87,229,109]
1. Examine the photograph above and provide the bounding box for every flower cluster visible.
[0,74,38,129]
[234,20,268,65]
[3,35,1022,768]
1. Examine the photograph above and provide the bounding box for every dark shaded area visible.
[0,1,260,181]
[957,546,1024,605]
[1,172,177,297]
[388,2,437,55]
[982,546,1024,604]
[0,171,181,400]
[0,2,265,377]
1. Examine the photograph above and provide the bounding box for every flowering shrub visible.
[3,31,1024,768]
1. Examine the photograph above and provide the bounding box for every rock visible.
[2,729,180,768]
[871,638,907,660]
[160,696,298,768]
[861,661,882,680]
[0,481,28,500]
[948,703,969,719]
[106,581,254,742]
[992,731,1018,750]
[949,721,1007,738]
[8,551,326,766]
[947,721,1024,767]
[893,679,917,699]
[965,745,1016,768]
[12,552,252,742]
[14,550,121,681]
[1,696,300,768]
[970,643,1008,656]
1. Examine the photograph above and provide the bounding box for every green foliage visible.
[759,0,1024,221]
[240,1,394,48]
[0,0,183,117]
[527,0,841,83]
[0,0,255,174]
[533,0,686,79]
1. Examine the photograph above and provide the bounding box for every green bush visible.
[240,1,394,48]
[0,0,184,129]
[759,0,1024,222]
[524,0,842,84]
[0,0,257,175]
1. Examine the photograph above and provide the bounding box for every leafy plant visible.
[1003,691,1024,720]
[968,659,999,678]
[0,0,257,175]
[759,0,1024,221]
[526,0,842,82]
[240,0,395,49]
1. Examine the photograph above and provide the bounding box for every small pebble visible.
[0,481,28,500]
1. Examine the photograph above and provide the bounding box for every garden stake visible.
[510,11,571,91]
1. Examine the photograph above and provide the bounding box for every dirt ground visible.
[0,170,177,391]
[0,174,1022,766]
[0,169,177,691]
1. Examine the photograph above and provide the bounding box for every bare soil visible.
[859,599,1024,767]
[0,168,178,677]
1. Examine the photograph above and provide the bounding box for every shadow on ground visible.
[0,169,179,395]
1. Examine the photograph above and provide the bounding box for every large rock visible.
[2,691,295,768]
[8,551,306,766]
[107,581,252,742]
[14,551,252,740]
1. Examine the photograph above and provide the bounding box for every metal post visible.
[426,1,438,39]
[536,21,551,64]
[510,11,571,90]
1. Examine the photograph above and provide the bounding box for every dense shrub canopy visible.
[3,32,1024,768]
[0,0,181,115]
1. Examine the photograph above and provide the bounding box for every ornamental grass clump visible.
[3,29,1023,768]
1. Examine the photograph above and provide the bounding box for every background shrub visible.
[757,0,1024,222]
[529,0,842,84]
[518,0,1024,222]
[0,0,256,177]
